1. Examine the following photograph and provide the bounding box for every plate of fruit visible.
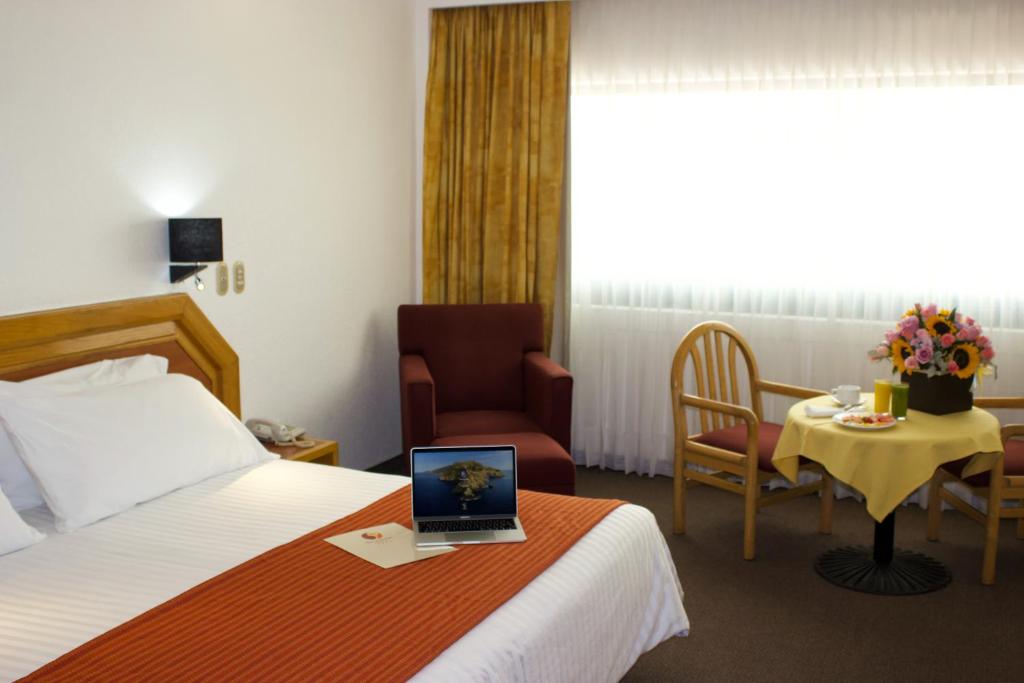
[832,412,897,430]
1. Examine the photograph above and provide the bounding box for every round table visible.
[772,394,1003,595]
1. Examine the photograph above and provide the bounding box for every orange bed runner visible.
[23,487,624,682]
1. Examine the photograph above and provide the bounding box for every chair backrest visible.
[398,303,544,413]
[670,321,764,438]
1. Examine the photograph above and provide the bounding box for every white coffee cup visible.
[831,385,861,405]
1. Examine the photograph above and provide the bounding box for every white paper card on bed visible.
[0,354,169,512]
[0,374,276,532]
[0,487,44,556]
[325,523,456,569]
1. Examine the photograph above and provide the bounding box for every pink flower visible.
[982,347,995,361]
[965,325,980,341]
[921,304,938,318]
[955,314,963,324]
[940,333,956,348]
[915,329,931,343]
[905,357,920,370]
[902,329,914,341]
[977,335,990,348]
[915,345,933,363]
[947,361,960,373]
[966,316,975,325]
[957,327,970,340]
[899,316,920,333]
[884,330,899,343]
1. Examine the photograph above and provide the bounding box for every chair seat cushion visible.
[436,410,542,439]
[941,438,1024,487]
[431,431,575,495]
[691,422,785,472]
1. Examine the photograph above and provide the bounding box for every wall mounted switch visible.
[216,262,229,296]
[232,261,246,294]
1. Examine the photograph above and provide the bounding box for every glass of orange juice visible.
[874,379,892,414]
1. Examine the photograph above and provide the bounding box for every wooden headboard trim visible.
[0,295,240,416]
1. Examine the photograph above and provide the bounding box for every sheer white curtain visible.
[569,0,1024,477]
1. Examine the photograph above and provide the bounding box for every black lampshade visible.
[169,218,223,263]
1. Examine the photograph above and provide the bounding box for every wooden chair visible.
[926,396,1024,585]
[670,321,833,560]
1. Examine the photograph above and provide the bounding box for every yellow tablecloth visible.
[772,394,1003,522]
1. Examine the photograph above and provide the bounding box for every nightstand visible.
[264,439,339,466]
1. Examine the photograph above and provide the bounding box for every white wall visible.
[0,0,416,470]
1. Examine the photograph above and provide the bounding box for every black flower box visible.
[901,372,974,415]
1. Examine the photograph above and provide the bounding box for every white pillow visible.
[26,354,169,388]
[0,487,45,556]
[0,374,276,532]
[0,355,169,510]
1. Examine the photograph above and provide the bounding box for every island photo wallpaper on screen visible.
[413,448,516,518]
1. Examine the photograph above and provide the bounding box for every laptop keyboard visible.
[419,518,517,533]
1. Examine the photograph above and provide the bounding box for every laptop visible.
[411,445,527,546]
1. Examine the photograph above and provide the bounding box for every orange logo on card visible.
[361,531,384,540]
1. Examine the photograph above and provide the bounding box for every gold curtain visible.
[422,1,570,349]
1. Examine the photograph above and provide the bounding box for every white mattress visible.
[0,460,688,682]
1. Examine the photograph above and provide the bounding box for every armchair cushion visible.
[691,422,785,472]
[432,431,575,495]
[436,410,541,438]
[941,438,1024,486]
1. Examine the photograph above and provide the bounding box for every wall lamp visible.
[169,218,223,290]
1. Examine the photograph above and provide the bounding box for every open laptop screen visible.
[412,446,517,519]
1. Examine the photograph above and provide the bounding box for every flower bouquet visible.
[869,304,995,414]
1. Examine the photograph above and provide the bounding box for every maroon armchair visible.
[398,303,575,495]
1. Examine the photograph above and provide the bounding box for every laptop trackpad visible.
[446,532,496,544]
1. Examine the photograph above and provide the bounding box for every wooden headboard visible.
[0,294,240,416]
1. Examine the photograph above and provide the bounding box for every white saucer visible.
[830,396,865,409]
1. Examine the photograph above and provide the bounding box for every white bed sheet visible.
[0,460,688,682]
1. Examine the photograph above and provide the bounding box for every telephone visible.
[245,418,313,447]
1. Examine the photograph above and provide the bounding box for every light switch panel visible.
[216,263,229,296]
[232,261,245,294]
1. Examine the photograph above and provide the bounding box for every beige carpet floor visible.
[574,466,1024,682]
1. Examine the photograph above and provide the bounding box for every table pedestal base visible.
[814,510,951,595]
[815,546,951,595]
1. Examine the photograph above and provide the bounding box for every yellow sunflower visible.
[950,343,980,379]
[924,314,956,338]
[890,337,913,374]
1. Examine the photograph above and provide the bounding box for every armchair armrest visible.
[524,351,573,453]
[756,379,826,400]
[681,394,758,426]
[1002,424,1024,443]
[399,354,436,458]
[680,394,760,466]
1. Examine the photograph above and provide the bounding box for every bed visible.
[0,295,688,682]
